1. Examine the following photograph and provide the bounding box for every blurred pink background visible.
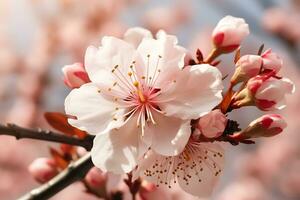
[0,0,299,199]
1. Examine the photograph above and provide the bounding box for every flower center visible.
[106,54,169,129]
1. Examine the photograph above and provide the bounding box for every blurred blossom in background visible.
[0,0,299,199]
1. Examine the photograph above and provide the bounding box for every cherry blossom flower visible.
[133,140,224,198]
[65,27,223,174]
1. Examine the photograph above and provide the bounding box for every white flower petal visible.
[124,27,153,48]
[147,111,191,156]
[91,117,148,174]
[84,36,144,87]
[157,64,223,120]
[65,83,122,135]
[137,33,186,88]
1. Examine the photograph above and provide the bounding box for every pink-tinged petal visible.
[65,83,122,135]
[91,117,147,174]
[177,143,224,198]
[124,27,153,48]
[147,111,191,156]
[84,36,144,87]
[157,64,223,120]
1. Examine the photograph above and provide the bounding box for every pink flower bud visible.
[231,55,263,84]
[62,63,90,88]
[231,114,287,140]
[261,49,283,73]
[253,77,294,110]
[28,158,58,183]
[85,167,107,190]
[197,109,227,138]
[232,71,294,110]
[212,16,249,52]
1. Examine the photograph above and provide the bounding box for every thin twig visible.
[18,153,93,200]
[0,124,94,151]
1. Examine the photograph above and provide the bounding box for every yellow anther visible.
[128,72,133,76]
[133,81,139,88]
[141,76,146,79]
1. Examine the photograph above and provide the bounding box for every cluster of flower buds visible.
[231,49,294,111]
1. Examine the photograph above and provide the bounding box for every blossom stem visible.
[204,48,220,64]
[18,153,93,200]
[0,124,94,151]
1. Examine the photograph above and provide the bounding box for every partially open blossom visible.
[196,109,227,138]
[134,141,224,198]
[261,49,283,73]
[62,63,90,88]
[230,114,287,140]
[65,27,223,174]
[231,55,263,84]
[233,72,295,110]
[212,16,249,52]
[28,157,58,183]
[85,167,107,191]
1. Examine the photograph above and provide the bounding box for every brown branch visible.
[18,153,93,200]
[0,124,94,151]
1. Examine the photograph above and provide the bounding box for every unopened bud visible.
[232,71,294,111]
[62,63,90,88]
[231,55,262,85]
[196,110,227,138]
[212,16,249,53]
[85,167,107,190]
[28,157,58,183]
[230,114,287,140]
[261,49,282,73]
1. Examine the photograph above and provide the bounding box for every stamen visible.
[149,55,162,87]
